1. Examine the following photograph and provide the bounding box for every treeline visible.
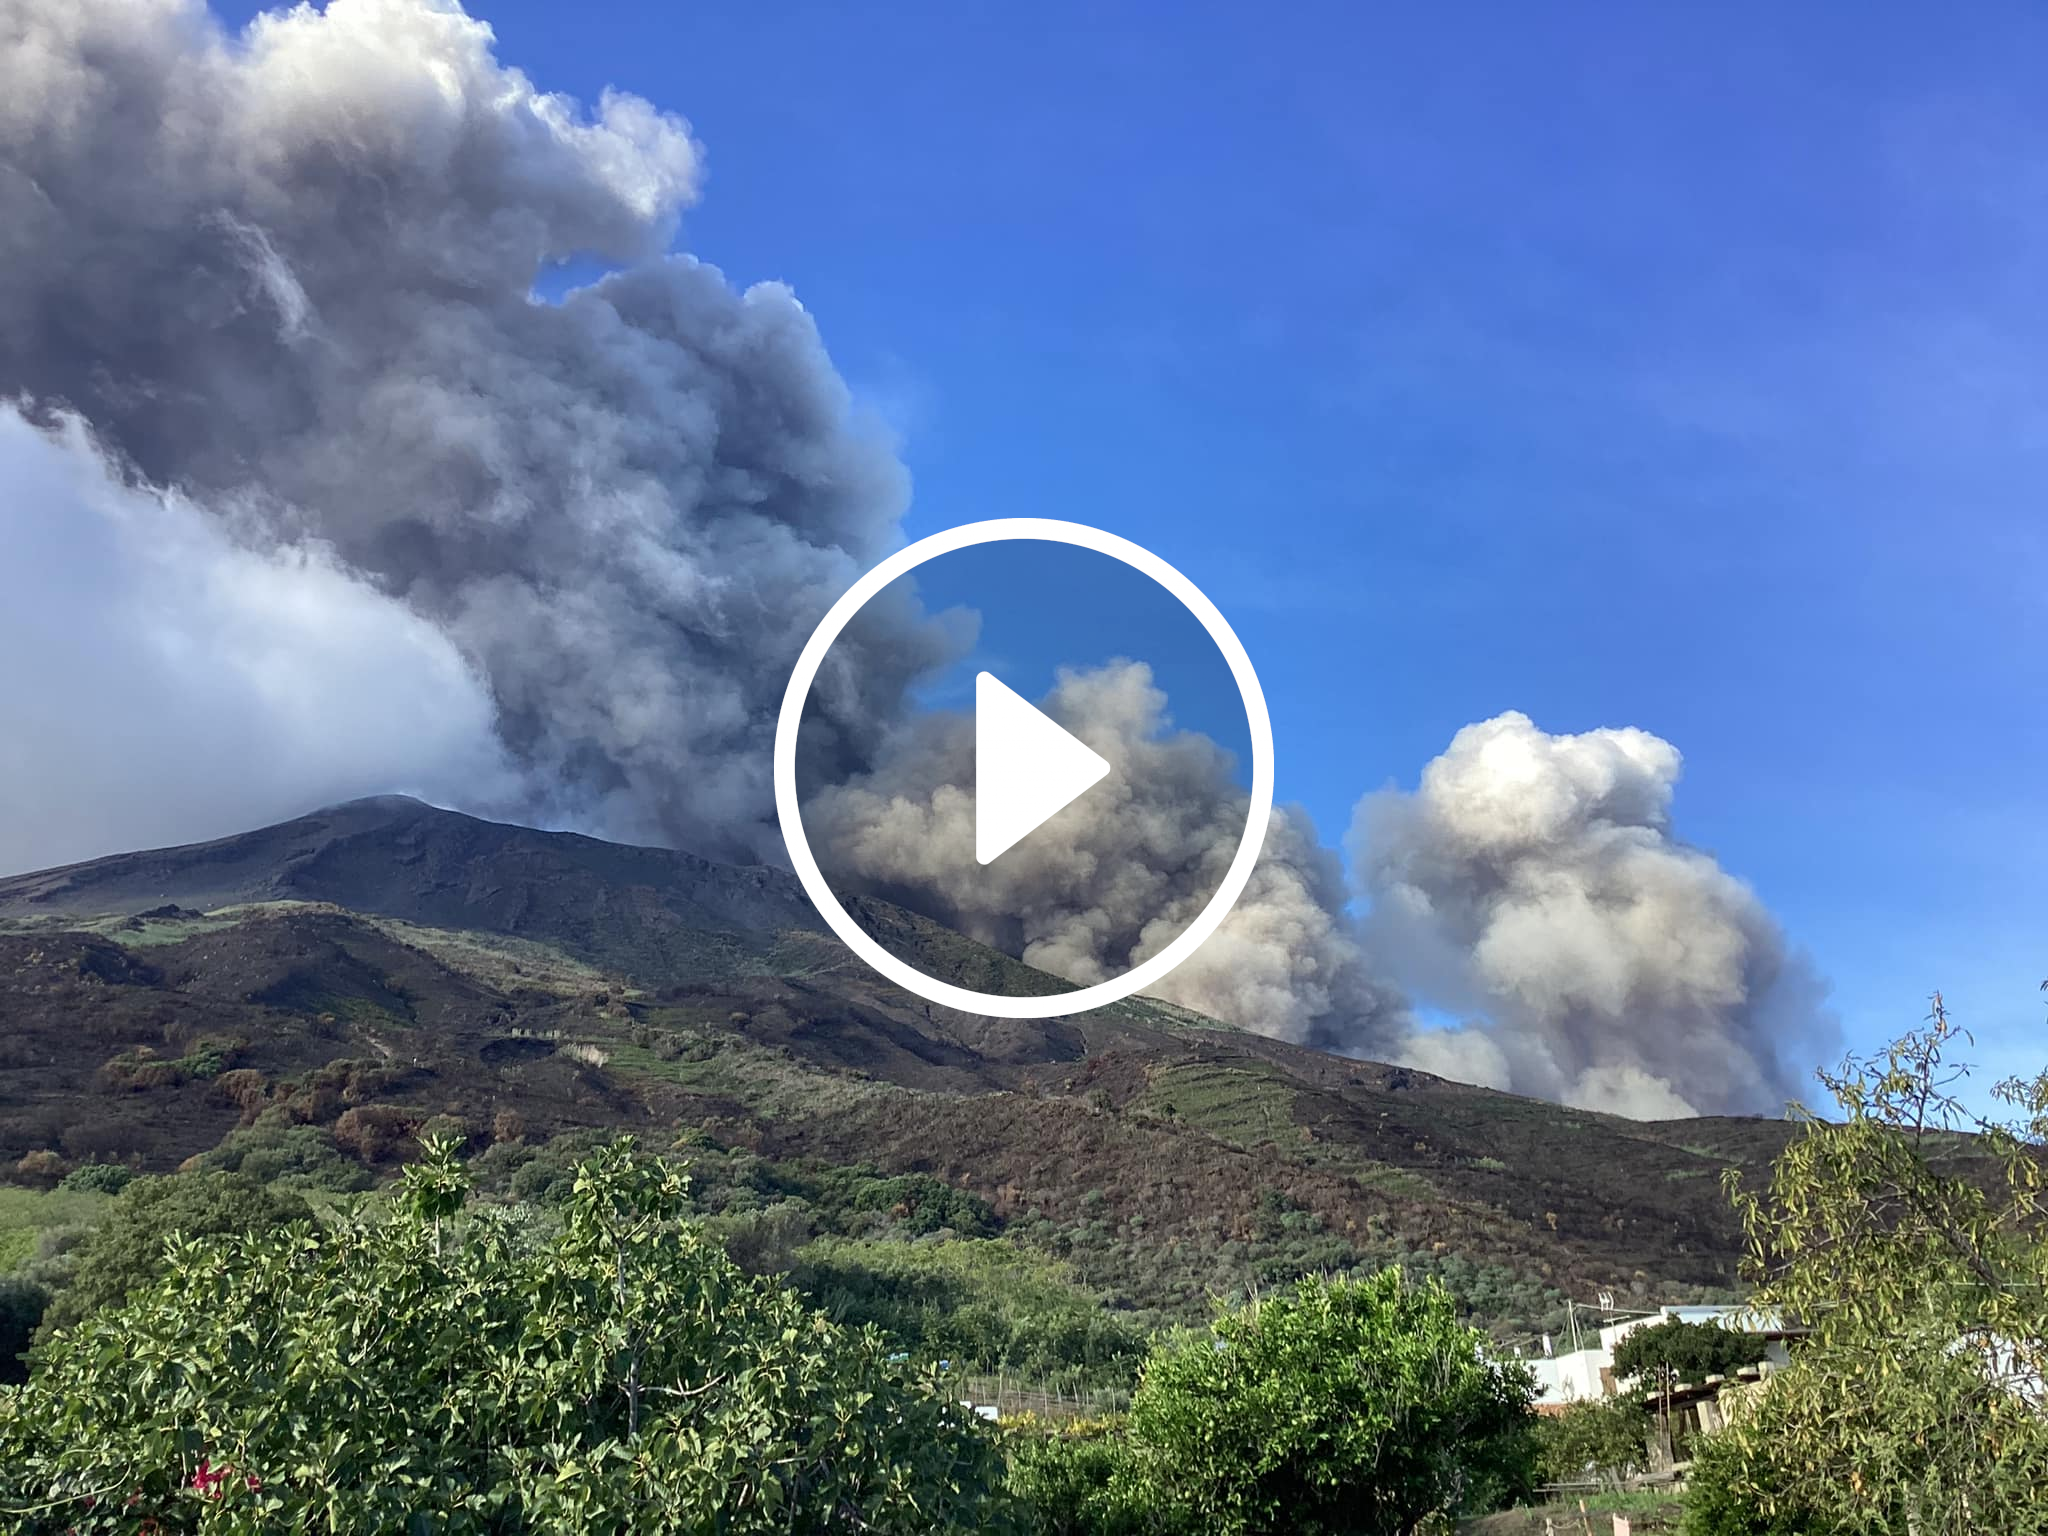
[0,1135,1540,1533]
[3,997,2043,1533]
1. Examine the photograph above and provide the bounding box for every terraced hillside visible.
[0,798,1810,1343]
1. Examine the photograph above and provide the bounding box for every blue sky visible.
[223,1,2045,1085]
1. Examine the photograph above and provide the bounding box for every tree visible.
[1610,1316,1766,1465]
[1532,1396,1649,1490]
[1109,1270,1536,1535]
[31,1169,310,1341]
[1685,996,2048,1536]
[1609,1317,1766,1393]
[0,1137,1014,1534]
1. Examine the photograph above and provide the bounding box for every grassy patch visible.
[1140,1061,1297,1148]
[87,912,245,947]
[363,916,625,997]
[603,1036,885,1121]
[1349,1163,1438,1200]
[0,1186,111,1272]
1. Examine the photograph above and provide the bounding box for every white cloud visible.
[0,408,518,874]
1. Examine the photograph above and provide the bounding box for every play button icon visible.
[974,671,1113,864]
[774,517,1274,1019]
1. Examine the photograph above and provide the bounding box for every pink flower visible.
[190,1458,261,1499]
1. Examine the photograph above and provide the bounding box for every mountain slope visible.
[0,797,825,980]
[0,798,1813,1336]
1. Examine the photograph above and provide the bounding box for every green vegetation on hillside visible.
[1681,999,2048,1536]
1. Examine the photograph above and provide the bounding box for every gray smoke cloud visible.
[0,0,952,863]
[0,0,1831,1117]
[1351,711,1834,1118]
[808,660,1412,1050]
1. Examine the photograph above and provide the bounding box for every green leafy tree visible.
[0,1137,1014,1534]
[1687,996,2048,1536]
[1610,1318,1767,1393]
[55,1164,134,1196]
[1532,1396,1649,1490]
[1110,1269,1536,1535]
[32,1170,310,1340]
[1007,1425,1135,1536]
[1611,1316,1768,1464]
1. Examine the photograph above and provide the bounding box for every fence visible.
[947,1373,1130,1422]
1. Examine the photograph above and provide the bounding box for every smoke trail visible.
[0,0,951,863]
[807,660,1412,1050]
[1351,711,1835,1117]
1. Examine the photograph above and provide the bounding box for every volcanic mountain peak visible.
[0,797,826,971]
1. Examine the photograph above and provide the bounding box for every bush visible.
[1533,1396,1649,1489]
[186,1123,371,1193]
[32,1171,311,1340]
[55,1164,133,1196]
[0,1138,1015,1533]
[792,1237,1147,1391]
[1007,1424,1135,1536]
[11,1151,66,1188]
[1110,1270,1535,1535]
[1682,1408,1842,1536]
[330,1103,419,1163]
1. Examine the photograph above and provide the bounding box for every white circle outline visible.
[773,517,1274,1019]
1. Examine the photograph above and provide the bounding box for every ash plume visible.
[1350,711,1835,1118]
[0,0,1832,1117]
[807,661,1411,1050]
[0,0,951,863]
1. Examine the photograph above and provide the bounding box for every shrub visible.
[792,1237,1146,1391]
[330,1103,419,1163]
[1110,1270,1536,1535]
[1533,1396,1649,1489]
[1006,1423,1135,1536]
[55,1163,133,1197]
[10,1151,66,1188]
[188,1123,371,1193]
[32,1171,311,1340]
[1682,1401,1845,1536]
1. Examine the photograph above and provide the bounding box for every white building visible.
[1527,1304,1797,1408]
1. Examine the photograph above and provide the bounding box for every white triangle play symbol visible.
[975,671,1112,865]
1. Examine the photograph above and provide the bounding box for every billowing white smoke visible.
[1351,712,1833,1118]
[0,0,950,865]
[0,407,519,873]
[807,660,1411,1049]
